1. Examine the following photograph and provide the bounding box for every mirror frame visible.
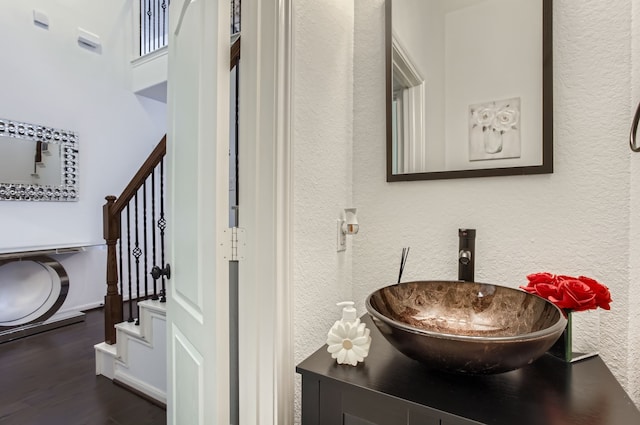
[386,0,553,181]
[0,118,79,201]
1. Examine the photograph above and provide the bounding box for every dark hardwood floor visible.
[0,309,166,425]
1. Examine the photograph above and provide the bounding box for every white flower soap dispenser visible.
[326,301,372,366]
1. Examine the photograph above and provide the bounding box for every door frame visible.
[237,0,294,423]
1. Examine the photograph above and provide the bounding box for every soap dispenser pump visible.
[326,301,372,366]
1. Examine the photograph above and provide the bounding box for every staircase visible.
[93,0,171,406]
[95,135,168,406]
[92,0,243,405]
[95,299,167,405]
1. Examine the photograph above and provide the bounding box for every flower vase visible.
[548,311,598,363]
[483,130,503,154]
[548,311,573,362]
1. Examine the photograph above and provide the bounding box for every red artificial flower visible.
[521,273,560,299]
[526,272,556,285]
[549,279,596,311]
[519,272,612,313]
[522,282,560,300]
[578,275,612,310]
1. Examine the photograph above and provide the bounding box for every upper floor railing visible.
[231,0,241,35]
[139,0,170,56]
[136,0,240,58]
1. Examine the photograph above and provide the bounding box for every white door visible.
[166,0,230,424]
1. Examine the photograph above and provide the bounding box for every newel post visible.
[103,195,123,344]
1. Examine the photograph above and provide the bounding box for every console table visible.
[297,315,640,425]
[0,245,89,342]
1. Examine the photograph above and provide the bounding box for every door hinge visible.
[222,227,246,261]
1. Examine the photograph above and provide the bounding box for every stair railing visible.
[103,136,167,344]
[139,0,170,56]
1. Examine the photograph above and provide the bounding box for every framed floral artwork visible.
[469,97,522,161]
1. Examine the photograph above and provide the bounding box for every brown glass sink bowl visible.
[366,280,567,374]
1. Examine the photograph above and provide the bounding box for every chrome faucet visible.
[458,228,476,281]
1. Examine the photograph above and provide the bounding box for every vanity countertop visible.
[297,315,640,425]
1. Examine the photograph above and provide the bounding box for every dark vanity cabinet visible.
[302,376,478,425]
[297,316,640,425]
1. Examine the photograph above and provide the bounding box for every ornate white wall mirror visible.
[386,0,553,181]
[0,118,78,201]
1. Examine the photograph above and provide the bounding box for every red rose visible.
[532,282,561,299]
[555,275,577,283]
[549,279,597,311]
[521,273,559,296]
[521,272,612,313]
[578,276,612,310]
[526,272,556,285]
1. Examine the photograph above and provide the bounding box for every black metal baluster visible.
[156,0,160,51]
[151,168,159,300]
[126,205,134,322]
[143,0,147,55]
[139,0,143,56]
[154,0,158,52]
[143,180,149,302]
[161,1,167,48]
[146,0,152,55]
[162,1,165,49]
[158,158,167,303]
[133,193,142,325]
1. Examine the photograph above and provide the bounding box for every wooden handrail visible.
[231,36,241,70]
[112,135,166,215]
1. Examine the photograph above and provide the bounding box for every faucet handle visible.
[458,229,476,281]
[459,250,472,265]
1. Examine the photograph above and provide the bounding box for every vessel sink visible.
[366,280,567,374]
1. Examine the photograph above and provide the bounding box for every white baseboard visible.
[59,301,104,314]
[114,368,167,405]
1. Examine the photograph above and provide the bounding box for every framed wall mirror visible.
[386,0,552,181]
[0,118,79,201]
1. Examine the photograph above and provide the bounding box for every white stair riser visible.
[94,342,116,379]
[115,315,166,391]
[94,300,166,404]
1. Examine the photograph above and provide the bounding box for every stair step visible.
[115,321,144,339]
[96,300,167,404]
[138,299,166,315]
[94,342,117,379]
[95,341,117,356]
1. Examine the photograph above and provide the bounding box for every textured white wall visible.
[0,0,166,250]
[354,0,637,405]
[629,0,640,405]
[293,0,355,420]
